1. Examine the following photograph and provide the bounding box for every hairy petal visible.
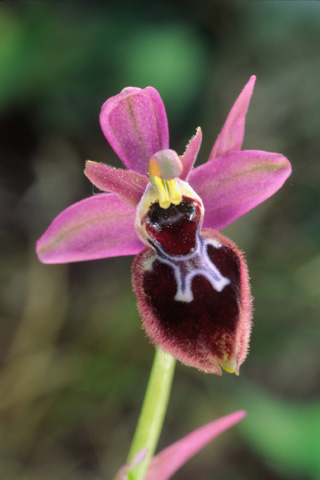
[100,87,169,175]
[180,127,202,180]
[146,411,246,480]
[209,76,256,161]
[85,161,148,206]
[190,150,292,230]
[36,194,144,263]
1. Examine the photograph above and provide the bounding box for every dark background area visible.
[0,1,320,479]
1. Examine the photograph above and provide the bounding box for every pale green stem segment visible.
[127,349,176,480]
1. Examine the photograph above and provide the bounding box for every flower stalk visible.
[127,349,176,480]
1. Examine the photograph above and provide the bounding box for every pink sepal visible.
[190,150,292,231]
[85,161,148,206]
[36,193,144,263]
[100,86,169,176]
[209,76,256,161]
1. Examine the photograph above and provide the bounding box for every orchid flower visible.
[36,76,291,374]
[114,410,246,480]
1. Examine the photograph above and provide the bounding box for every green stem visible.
[127,349,176,480]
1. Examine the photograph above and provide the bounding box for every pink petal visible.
[189,150,292,231]
[209,76,256,161]
[180,127,203,180]
[146,411,246,480]
[36,194,144,263]
[100,87,169,176]
[85,161,148,206]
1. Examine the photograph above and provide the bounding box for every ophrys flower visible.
[36,76,291,374]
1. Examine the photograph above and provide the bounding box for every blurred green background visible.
[1,1,319,479]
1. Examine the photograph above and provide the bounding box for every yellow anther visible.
[167,178,182,205]
[151,175,182,209]
[148,149,183,209]
[153,176,171,209]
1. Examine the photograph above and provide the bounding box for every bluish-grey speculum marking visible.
[144,198,230,302]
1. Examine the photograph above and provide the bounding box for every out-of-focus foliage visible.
[0,1,319,479]
[0,1,206,132]
[235,384,320,479]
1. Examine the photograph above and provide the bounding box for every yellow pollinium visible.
[149,150,183,209]
[152,175,182,209]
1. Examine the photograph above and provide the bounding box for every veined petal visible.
[146,411,246,480]
[100,87,169,175]
[85,161,148,206]
[209,76,256,161]
[190,150,292,231]
[36,194,144,263]
[180,127,202,181]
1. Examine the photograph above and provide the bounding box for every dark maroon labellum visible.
[133,198,252,374]
[144,197,202,255]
